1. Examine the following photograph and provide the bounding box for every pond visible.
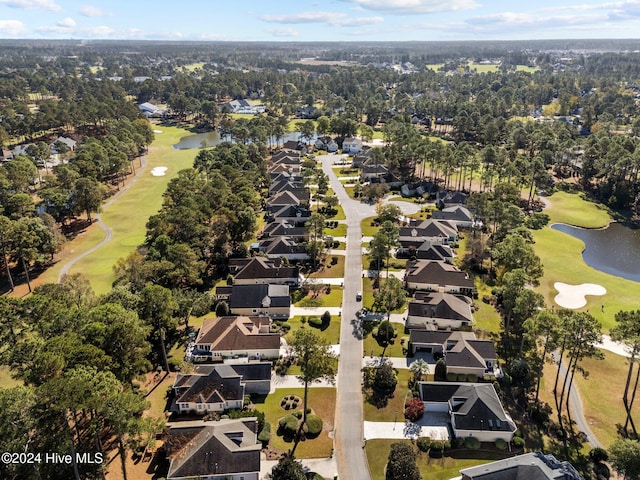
[172,131,314,150]
[551,222,640,282]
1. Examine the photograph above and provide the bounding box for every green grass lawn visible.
[363,332,405,359]
[473,281,502,336]
[143,373,175,419]
[332,167,359,178]
[326,223,347,237]
[544,191,611,228]
[285,316,341,345]
[179,62,206,72]
[295,286,343,308]
[308,256,346,279]
[256,387,336,458]
[467,62,500,73]
[363,369,410,422]
[365,439,496,480]
[362,216,380,237]
[45,125,199,293]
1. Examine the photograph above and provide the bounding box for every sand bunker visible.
[554,282,606,309]
[153,129,163,134]
[151,166,167,177]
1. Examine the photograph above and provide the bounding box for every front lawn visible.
[363,333,406,359]
[257,387,336,458]
[294,286,343,308]
[362,216,380,237]
[285,316,341,345]
[325,223,347,237]
[363,369,411,422]
[307,256,346,279]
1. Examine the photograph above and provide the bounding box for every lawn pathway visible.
[57,154,147,282]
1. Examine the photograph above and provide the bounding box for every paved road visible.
[57,155,148,282]
[322,154,372,480]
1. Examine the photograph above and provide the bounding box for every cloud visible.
[342,0,478,14]
[465,11,608,31]
[0,19,27,35]
[267,27,299,37]
[0,0,61,12]
[79,5,109,17]
[260,11,383,27]
[56,17,76,28]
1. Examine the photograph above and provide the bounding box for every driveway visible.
[364,412,450,441]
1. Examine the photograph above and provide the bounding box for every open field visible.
[179,62,206,72]
[49,126,198,293]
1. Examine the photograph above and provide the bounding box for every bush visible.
[404,398,425,422]
[435,359,447,381]
[464,437,481,449]
[321,311,331,328]
[215,300,230,316]
[512,436,525,448]
[446,373,458,381]
[280,322,292,332]
[305,414,323,436]
[495,439,508,450]
[590,447,609,463]
[278,415,298,434]
[308,316,323,328]
[466,374,478,383]
[292,411,303,419]
[453,437,465,448]
[417,437,431,452]
[258,422,271,443]
[457,373,467,382]
[430,441,443,450]
[373,362,397,393]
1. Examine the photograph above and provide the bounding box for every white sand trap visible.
[153,129,163,134]
[151,166,167,177]
[554,282,606,309]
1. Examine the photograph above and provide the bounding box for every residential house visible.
[342,137,363,154]
[216,284,291,319]
[165,418,261,480]
[459,451,583,480]
[266,189,310,210]
[409,330,498,379]
[437,190,469,207]
[314,136,338,153]
[0,149,13,162]
[270,150,301,164]
[406,292,473,330]
[360,164,389,182]
[221,99,265,114]
[138,102,166,118]
[404,260,475,296]
[419,382,517,443]
[352,149,373,168]
[260,221,309,242]
[296,105,319,119]
[269,179,305,196]
[194,315,281,359]
[267,205,311,226]
[413,242,455,263]
[255,236,309,262]
[50,136,77,154]
[431,206,474,228]
[231,256,301,287]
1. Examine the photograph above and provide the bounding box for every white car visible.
[356,291,362,301]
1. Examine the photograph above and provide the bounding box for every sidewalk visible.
[260,457,338,479]
[270,373,338,392]
[362,355,434,372]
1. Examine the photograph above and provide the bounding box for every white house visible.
[342,137,363,154]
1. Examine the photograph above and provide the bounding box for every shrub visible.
[292,411,303,419]
[301,316,307,324]
[215,300,230,316]
[435,359,447,381]
[404,398,425,422]
[464,437,481,449]
[308,316,323,328]
[258,422,271,443]
[431,441,443,450]
[373,362,397,393]
[446,373,458,382]
[495,439,508,450]
[305,414,323,436]
[280,322,292,332]
[443,441,451,450]
[321,311,331,328]
[590,447,609,463]
[466,374,478,383]
[457,373,467,382]
[453,437,465,448]
[512,436,525,447]
[278,415,298,434]
[417,437,431,452]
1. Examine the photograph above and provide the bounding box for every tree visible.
[288,329,337,454]
[267,453,306,480]
[376,203,402,225]
[369,220,399,277]
[138,285,177,373]
[0,216,15,291]
[373,276,406,352]
[611,310,640,436]
[386,442,420,480]
[73,177,105,222]
[409,359,429,383]
[374,360,397,394]
[523,310,559,403]
[610,438,640,480]
[305,213,326,269]
[10,216,57,292]
[493,232,543,284]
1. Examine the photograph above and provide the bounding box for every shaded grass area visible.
[143,373,175,419]
[50,125,199,293]
[0,365,22,389]
[365,439,495,480]
[285,316,341,345]
[361,216,380,237]
[257,387,336,458]
[308,256,345,279]
[363,333,405,359]
[363,369,410,422]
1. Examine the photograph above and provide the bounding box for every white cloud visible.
[79,5,108,17]
[267,27,299,37]
[342,0,477,14]
[0,19,27,35]
[0,0,61,12]
[260,11,383,27]
[56,17,76,28]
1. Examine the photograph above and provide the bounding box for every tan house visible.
[406,292,473,330]
[405,260,475,296]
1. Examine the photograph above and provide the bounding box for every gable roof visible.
[166,418,261,479]
[174,366,243,405]
[262,221,309,239]
[194,362,272,382]
[233,256,299,281]
[415,242,455,261]
[228,284,291,309]
[432,205,473,222]
[267,189,309,207]
[408,292,473,323]
[459,452,583,480]
[402,219,458,238]
[405,260,474,289]
[196,316,280,351]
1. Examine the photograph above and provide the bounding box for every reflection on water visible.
[172,131,313,150]
[551,222,640,282]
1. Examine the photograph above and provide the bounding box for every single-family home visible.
[266,189,310,210]
[405,260,475,296]
[360,164,389,182]
[409,330,498,379]
[231,256,301,287]
[406,292,473,330]
[296,105,319,119]
[269,179,305,196]
[138,102,166,118]
[419,382,517,443]
[267,205,312,226]
[270,149,301,164]
[437,191,469,207]
[260,221,309,242]
[194,315,281,360]
[352,149,373,168]
[221,99,265,114]
[0,149,13,162]
[256,236,309,262]
[431,206,474,228]
[216,284,291,319]
[165,418,261,480]
[315,136,339,153]
[342,137,363,154]
[459,451,582,480]
[413,242,455,263]
[50,136,77,154]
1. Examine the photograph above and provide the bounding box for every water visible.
[172,131,315,150]
[551,222,640,282]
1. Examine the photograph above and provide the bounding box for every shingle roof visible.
[196,316,280,351]
[408,292,473,323]
[233,257,299,281]
[405,260,474,289]
[166,419,261,479]
[460,452,583,480]
[226,284,291,310]
[174,367,244,404]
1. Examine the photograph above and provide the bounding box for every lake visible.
[551,222,640,282]
[172,131,313,150]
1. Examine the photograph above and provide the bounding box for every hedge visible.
[464,437,481,449]
[258,422,271,443]
[466,374,478,382]
[306,414,323,436]
[308,316,323,328]
[446,373,458,381]
[417,437,431,452]
[457,373,467,382]
[495,439,508,450]
[513,436,525,447]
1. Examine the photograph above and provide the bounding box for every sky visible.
[2,0,640,42]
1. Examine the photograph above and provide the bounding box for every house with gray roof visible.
[217,284,291,319]
[256,236,309,262]
[260,221,309,242]
[419,382,517,443]
[460,451,583,479]
[406,292,473,330]
[194,315,281,360]
[342,136,363,154]
[405,260,475,296]
[414,241,455,263]
[165,418,261,480]
[432,205,474,228]
[231,256,301,287]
